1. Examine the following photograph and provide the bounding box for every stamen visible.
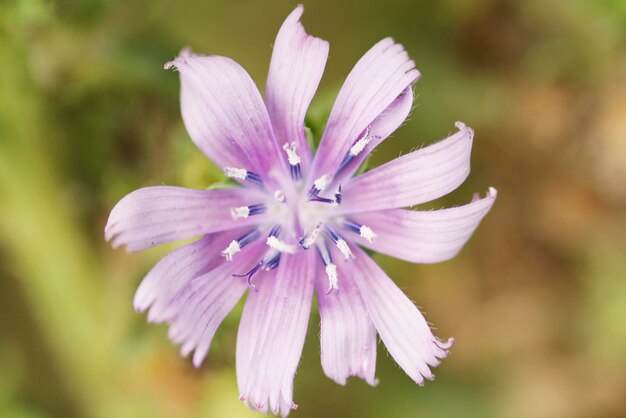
[325,228,354,260]
[224,167,263,185]
[282,142,302,181]
[337,126,381,174]
[230,204,266,220]
[299,222,322,249]
[221,240,240,262]
[224,167,247,180]
[344,219,377,243]
[336,239,353,260]
[282,142,301,166]
[221,229,260,262]
[359,226,377,243]
[325,264,339,293]
[316,243,338,293]
[309,174,331,196]
[230,206,249,219]
[349,126,380,157]
[266,236,296,254]
[265,225,295,254]
[308,175,338,204]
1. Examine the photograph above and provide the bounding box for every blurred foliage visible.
[1,0,625,417]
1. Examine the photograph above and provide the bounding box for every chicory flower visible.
[105,5,496,416]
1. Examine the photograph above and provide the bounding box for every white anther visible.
[349,126,377,157]
[325,264,339,292]
[359,225,377,243]
[336,238,354,260]
[301,223,322,249]
[221,240,241,262]
[266,236,297,254]
[224,167,248,180]
[488,186,498,197]
[282,142,301,166]
[313,174,331,191]
[231,206,250,219]
[274,190,286,203]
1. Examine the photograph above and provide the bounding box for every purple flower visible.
[105,5,496,416]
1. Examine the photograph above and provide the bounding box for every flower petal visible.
[105,186,266,252]
[316,257,377,386]
[164,240,267,367]
[265,5,329,170]
[133,230,245,320]
[347,187,497,263]
[237,251,315,417]
[339,122,474,213]
[166,50,285,178]
[309,38,420,182]
[347,245,453,385]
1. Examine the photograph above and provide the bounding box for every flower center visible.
[223,137,378,291]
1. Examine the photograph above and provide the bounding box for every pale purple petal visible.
[104,186,267,251]
[164,241,267,367]
[339,122,474,213]
[348,245,453,385]
[166,51,286,178]
[133,230,245,320]
[237,252,315,417]
[265,5,329,170]
[346,187,497,263]
[309,38,420,181]
[316,257,377,386]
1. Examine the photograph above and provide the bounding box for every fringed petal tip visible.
[239,396,298,418]
[436,336,455,352]
[287,4,305,23]
[104,208,137,253]
[281,4,329,51]
[455,121,474,141]
[334,372,379,388]
[164,47,193,70]
[411,337,454,386]
[472,186,498,202]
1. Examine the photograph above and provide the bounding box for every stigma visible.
[224,167,263,185]
[349,126,379,157]
[325,264,338,292]
[282,142,302,181]
[221,229,261,262]
[266,236,296,254]
[309,174,331,196]
[325,228,353,260]
[344,220,377,243]
[316,242,339,293]
[337,126,381,174]
[230,204,266,220]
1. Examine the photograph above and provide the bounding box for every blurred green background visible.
[1,0,625,417]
